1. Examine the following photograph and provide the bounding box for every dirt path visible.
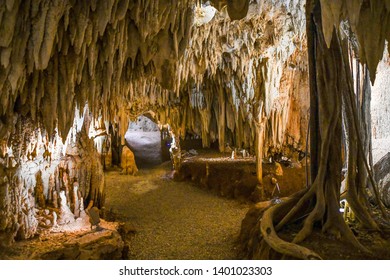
[104,164,251,260]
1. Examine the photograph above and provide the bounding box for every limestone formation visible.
[274,162,283,176]
[374,152,390,207]
[120,146,138,175]
[86,206,101,230]
[0,0,195,140]
[58,191,75,225]
[0,107,106,244]
[319,0,390,83]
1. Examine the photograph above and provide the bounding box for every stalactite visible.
[170,0,309,153]
[320,0,390,84]
[0,0,196,140]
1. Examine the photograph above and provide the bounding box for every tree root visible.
[260,193,322,260]
[338,33,387,229]
[259,182,371,259]
[254,2,379,259]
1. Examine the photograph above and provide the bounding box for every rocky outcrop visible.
[40,228,124,260]
[120,146,138,175]
[374,152,390,207]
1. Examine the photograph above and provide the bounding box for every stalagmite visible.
[58,191,75,225]
[255,117,266,198]
[120,146,138,175]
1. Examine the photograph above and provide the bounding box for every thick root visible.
[260,199,322,260]
[292,191,325,243]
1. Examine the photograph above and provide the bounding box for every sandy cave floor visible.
[104,162,251,260]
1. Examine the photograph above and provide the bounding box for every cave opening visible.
[125,115,170,169]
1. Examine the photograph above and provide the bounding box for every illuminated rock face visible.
[0,109,106,246]
[371,50,390,163]
[126,116,162,167]
[371,51,390,207]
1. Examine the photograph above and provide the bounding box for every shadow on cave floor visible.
[104,162,251,260]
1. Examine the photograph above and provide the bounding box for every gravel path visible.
[104,164,251,259]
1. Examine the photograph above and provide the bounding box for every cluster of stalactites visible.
[167,0,309,153]
[319,0,390,83]
[0,0,310,157]
[0,0,194,141]
[0,106,108,244]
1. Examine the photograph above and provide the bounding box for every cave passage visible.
[104,163,250,259]
[125,116,171,169]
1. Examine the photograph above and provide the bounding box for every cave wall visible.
[319,0,390,83]
[0,117,62,245]
[156,1,309,156]
[126,115,162,167]
[371,48,390,163]
[0,107,106,246]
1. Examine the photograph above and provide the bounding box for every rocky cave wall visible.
[371,48,390,208]
[155,1,309,156]
[0,107,105,246]
[371,48,390,163]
